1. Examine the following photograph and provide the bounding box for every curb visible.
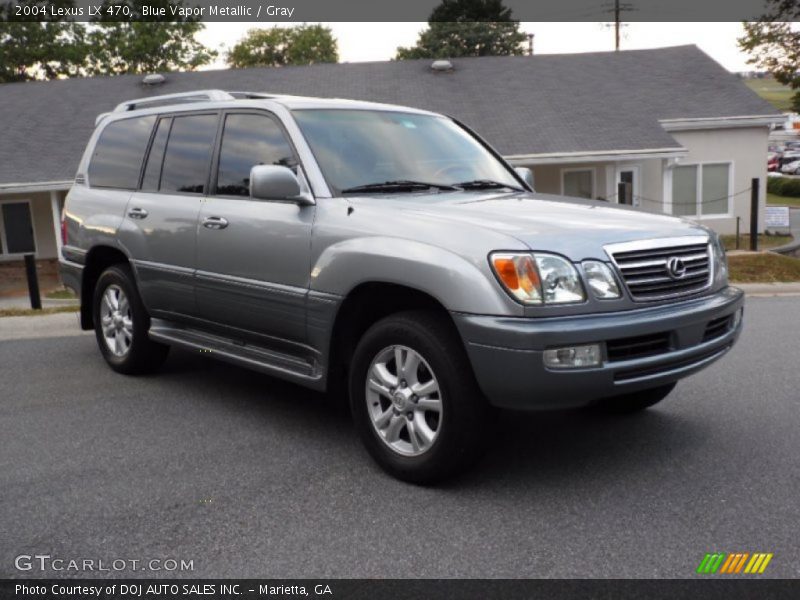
[735,282,800,297]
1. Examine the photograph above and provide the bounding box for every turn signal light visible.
[491,254,542,304]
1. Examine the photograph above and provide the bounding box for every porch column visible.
[662,159,673,216]
[50,190,63,257]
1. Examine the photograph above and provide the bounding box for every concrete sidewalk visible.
[0,295,78,310]
[0,312,86,341]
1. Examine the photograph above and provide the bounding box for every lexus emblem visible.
[666,257,687,279]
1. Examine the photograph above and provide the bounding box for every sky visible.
[196,22,756,73]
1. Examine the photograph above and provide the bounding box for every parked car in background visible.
[768,153,780,172]
[780,150,800,167]
[60,90,744,483]
[781,160,800,175]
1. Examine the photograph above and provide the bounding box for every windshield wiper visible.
[452,179,524,192]
[340,180,458,194]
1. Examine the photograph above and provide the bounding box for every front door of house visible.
[1,202,35,255]
[616,165,641,207]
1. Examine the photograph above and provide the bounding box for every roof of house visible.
[0,44,780,187]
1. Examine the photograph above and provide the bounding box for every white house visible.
[0,45,782,263]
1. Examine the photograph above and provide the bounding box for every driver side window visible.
[215,113,297,197]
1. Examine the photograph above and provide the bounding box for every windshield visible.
[291,109,521,195]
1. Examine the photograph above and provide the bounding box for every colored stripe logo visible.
[697,552,773,574]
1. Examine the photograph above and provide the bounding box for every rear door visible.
[195,110,315,346]
[119,112,219,318]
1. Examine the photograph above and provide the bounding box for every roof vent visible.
[430,59,453,72]
[142,73,165,86]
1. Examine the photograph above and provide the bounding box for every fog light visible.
[732,307,743,330]
[543,344,601,369]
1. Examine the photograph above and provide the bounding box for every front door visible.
[616,165,641,207]
[195,111,314,347]
[119,112,219,318]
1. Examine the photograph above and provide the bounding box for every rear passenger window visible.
[88,116,155,189]
[159,114,218,194]
[216,113,296,197]
[141,117,171,191]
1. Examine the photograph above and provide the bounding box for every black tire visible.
[92,264,169,375]
[592,382,677,414]
[349,310,495,484]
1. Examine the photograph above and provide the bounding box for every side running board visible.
[148,319,324,389]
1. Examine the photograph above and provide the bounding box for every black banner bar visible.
[3,579,800,600]
[0,0,784,23]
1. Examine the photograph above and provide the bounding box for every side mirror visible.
[514,167,534,190]
[250,165,314,205]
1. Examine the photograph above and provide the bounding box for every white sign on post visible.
[765,206,791,229]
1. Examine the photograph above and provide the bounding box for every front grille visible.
[606,331,672,362]
[703,315,733,342]
[608,240,712,302]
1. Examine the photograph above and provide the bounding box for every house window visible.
[672,163,731,217]
[562,169,594,199]
[0,201,36,256]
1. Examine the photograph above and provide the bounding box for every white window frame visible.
[670,160,734,219]
[560,167,596,199]
[0,198,38,261]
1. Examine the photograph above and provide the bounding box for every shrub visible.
[768,176,800,197]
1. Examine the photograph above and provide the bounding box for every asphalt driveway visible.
[1,297,799,579]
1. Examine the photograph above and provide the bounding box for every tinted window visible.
[216,114,296,197]
[88,116,155,189]
[160,114,218,194]
[141,117,171,191]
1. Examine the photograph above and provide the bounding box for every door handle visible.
[202,216,229,230]
[128,207,148,219]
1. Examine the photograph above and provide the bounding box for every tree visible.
[227,25,338,69]
[86,1,216,75]
[0,0,88,83]
[396,0,526,60]
[739,2,800,111]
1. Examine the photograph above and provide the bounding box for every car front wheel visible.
[349,310,494,484]
[93,264,169,375]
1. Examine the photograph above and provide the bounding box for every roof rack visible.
[113,90,236,113]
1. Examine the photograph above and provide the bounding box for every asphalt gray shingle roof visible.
[0,45,780,186]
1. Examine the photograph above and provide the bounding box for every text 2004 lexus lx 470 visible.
[60,90,743,483]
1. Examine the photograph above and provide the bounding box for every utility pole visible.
[605,1,633,51]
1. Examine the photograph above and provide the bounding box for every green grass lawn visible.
[767,192,800,208]
[721,233,793,251]
[0,305,79,318]
[746,77,794,111]
[45,287,77,299]
[728,253,800,283]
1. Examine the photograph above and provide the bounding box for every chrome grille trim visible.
[604,236,713,302]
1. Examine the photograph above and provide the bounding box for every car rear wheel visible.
[349,310,495,484]
[93,264,169,375]
[592,382,677,414]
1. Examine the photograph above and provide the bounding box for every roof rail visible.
[113,90,236,113]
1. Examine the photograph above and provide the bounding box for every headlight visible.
[711,234,728,286]
[491,252,585,304]
[582,261,621,299]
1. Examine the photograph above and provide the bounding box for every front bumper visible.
[453,286,744,410]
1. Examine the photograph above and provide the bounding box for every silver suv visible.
[61,90,743,483]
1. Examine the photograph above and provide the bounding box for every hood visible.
[350,191,711,261]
